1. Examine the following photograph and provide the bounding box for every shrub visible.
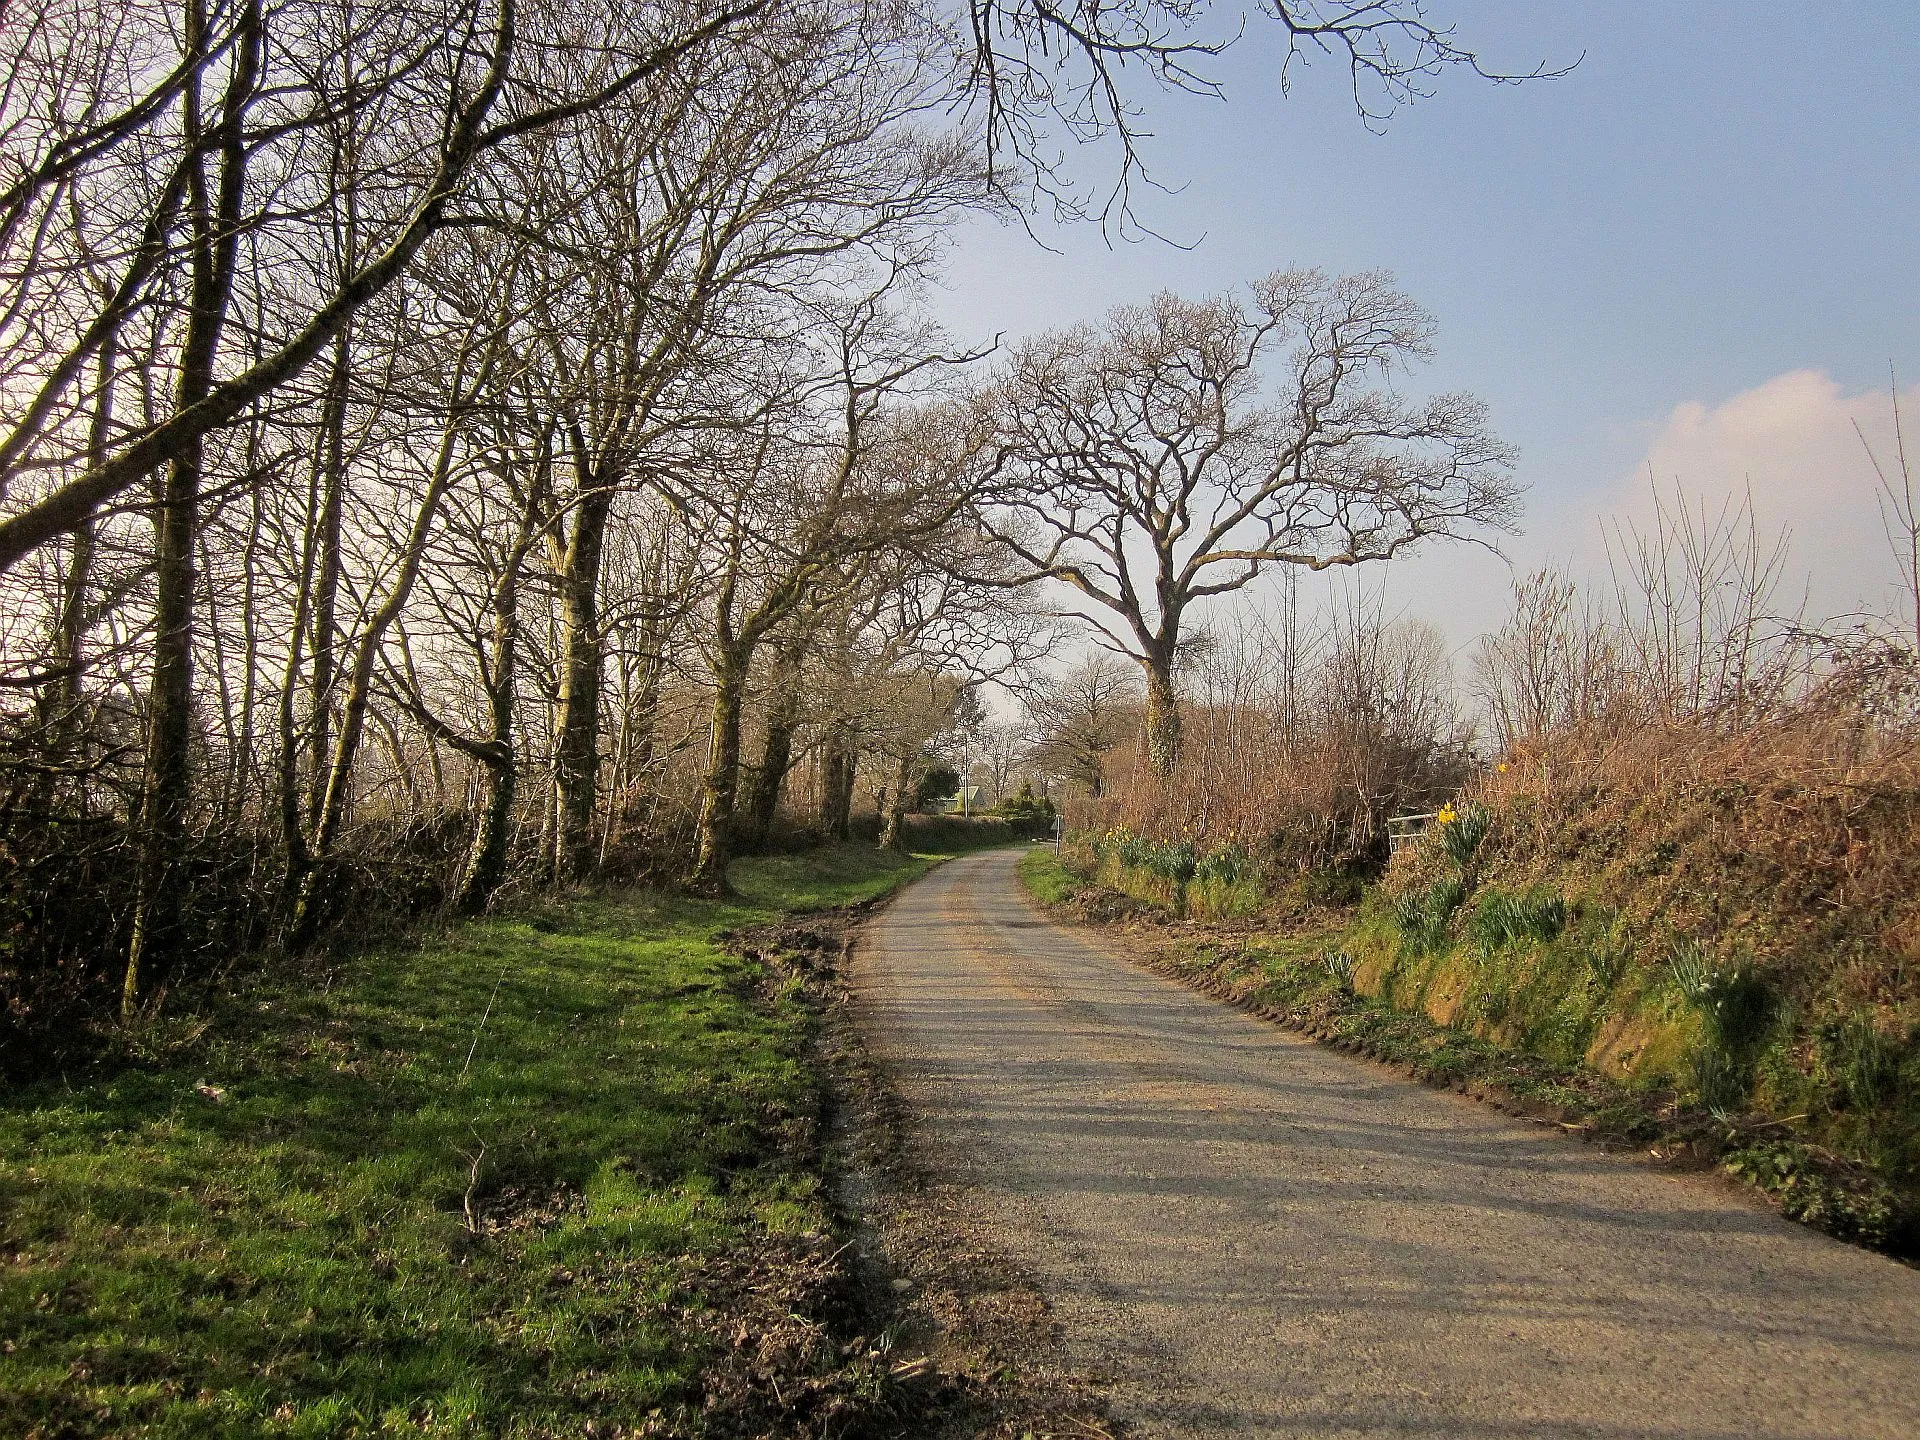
[913,763,961,809]
[992,781,1057,837]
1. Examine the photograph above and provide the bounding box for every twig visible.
[460,1140,487,1234]
[461,960,511,1078]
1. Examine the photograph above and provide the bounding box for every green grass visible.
[729,841,934,911]
[731,828,1025,912]
[1016,847,1079,906]
[0,844,949,1438]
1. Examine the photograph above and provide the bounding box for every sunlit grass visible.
[0,846,945,1438]
[1016,847,1079,906]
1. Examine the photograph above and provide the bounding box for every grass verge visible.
[1014,848,1077,906]
[0,840,981,1439]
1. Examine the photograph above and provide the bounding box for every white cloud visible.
[1346,369,1920,661]
[1580,369,1919,626]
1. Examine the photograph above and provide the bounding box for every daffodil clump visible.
[1092,825,1263,918]
[1434,799,1491,871]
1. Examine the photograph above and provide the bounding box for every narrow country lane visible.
[854,848,1920,1439]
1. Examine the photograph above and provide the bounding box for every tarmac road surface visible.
[853,848,1920,1439]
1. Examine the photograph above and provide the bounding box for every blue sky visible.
[931,1,1920,649]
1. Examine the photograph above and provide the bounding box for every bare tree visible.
[960,0,1565,229]
[1857,371,1919,652]
[685,304,988,890]
[1472,568,1620,752]
[979,269,1519,774]
[0,0,1548,1040]
[975,720,1027,805]
[0,0,775,574]
[1024,653,1139,797]
[1604,478,1804,726]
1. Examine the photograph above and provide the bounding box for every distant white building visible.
[927,786,983,815]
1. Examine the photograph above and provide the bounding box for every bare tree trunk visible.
[738,643,803,850]
[691,647,747,891]
[276,464,321,904]
[622,646,663,832]
[125,438,201,1013]
[49,521,93,722]
[289,422,461,945]
[125,0,259,1014]
[1143,651,1181,777]
[305,335,350,828]
[550,489,610,881]
[429,495,532,915]
[877,749,912,851]
[231,475,263,827]
[820,721,857,840]
[200,524,239,826]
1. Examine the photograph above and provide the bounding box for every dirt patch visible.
[720,908,1121,1439]
[646,1237,896,1440]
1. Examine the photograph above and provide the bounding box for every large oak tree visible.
[978,269,1520,773]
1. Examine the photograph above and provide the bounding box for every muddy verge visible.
[717,904,1120,1439]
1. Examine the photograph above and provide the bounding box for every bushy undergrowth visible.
[1061,605,1474,879]
[0,810,478,1080]
[0,795,980,1080]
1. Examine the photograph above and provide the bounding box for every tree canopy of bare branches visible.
[977,268,1519,773]
[0,0,1543,1053]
